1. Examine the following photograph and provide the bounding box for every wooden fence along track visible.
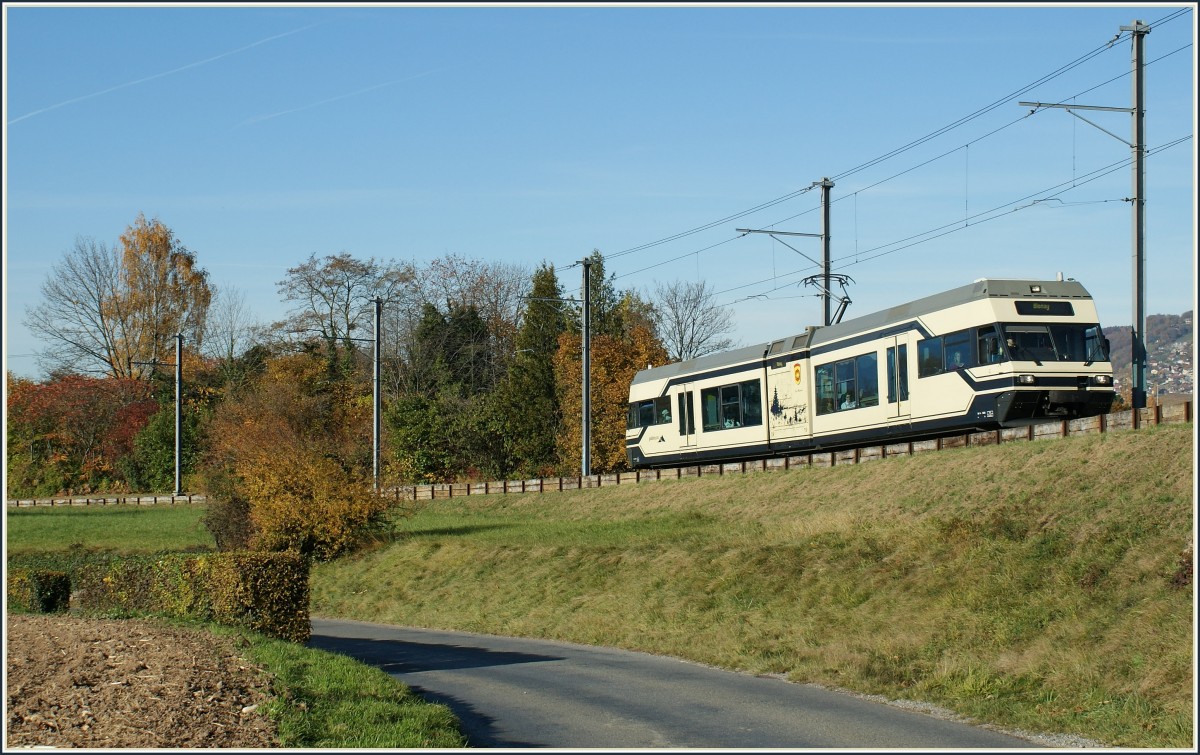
[7,401,1192,508]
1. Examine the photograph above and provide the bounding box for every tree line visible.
[7,215,736,558]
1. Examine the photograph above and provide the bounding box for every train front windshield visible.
[1000,323,1109,363]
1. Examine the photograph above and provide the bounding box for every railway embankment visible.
[8,400,1192,508]
[311,419,1194,748]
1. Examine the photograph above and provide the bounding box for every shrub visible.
[74,552,311,642]
[7,569,71,613]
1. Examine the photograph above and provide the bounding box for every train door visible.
[677,385,697,449]
[886,337,911,429]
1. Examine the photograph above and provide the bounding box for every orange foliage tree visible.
[199,351,390,560]
[554,322,667,474]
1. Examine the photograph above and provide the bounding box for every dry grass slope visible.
[312,423,1195,748]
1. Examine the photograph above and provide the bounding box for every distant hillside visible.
[1104,311,1194,397]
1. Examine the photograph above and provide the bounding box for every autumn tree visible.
[116,213,212,371]
[554,317,668,474]
[198,351,391,560]
[6,371,158,496]
[652,279,736,361]
[25,216,213,378]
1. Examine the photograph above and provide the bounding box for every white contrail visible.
[7,24,320,126]
[236,68,444,127]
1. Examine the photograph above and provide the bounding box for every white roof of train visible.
[631,278,1095,387]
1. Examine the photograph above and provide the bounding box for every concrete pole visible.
[1124,19,1149,410]
[581,258,592,477]
[174,333,183,496]
[373,297,382,492]
[819,178,834,326]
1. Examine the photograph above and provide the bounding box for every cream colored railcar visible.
[627,278,1115,469]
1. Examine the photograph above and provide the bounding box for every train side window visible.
[638,400,656,428]
[653,396,672,425]
[721,385,742,428]
[701,388,721,431]
[856,352,879,407]
[835,359,857,410]
[740,379,762,427]
[943,330,972,370]
[887,345,909,403]
[816,364,836,415]
[918,337,943,377]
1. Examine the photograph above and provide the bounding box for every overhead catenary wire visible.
[708,134,1191,308]
[598,9,1190,288]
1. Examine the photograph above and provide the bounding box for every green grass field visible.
[4,504,214,555]
[7,423,1193,747]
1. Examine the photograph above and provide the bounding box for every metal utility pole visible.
[373,297,382,492]
[1019,20,1149,408]
[1126,19,1149,410]
[737,177,836,325]
[580,258,592,477]
[174,333,182,496]
[818,177,834,326]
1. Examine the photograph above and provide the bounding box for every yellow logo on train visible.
[793,362,802,385]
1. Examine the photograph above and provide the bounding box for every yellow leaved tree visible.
[555,321,667,474]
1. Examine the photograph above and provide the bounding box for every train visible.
[626,277,1116,469]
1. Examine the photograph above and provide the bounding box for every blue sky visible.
[4,2,1196,381]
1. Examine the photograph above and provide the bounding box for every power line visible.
[599,8,1191,280]
[709,134,1191,308]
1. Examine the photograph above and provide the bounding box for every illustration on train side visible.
[626,278,1116,469]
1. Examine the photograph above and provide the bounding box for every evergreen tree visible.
[489,263,570,477]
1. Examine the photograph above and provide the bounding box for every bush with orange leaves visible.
[199,351,392,561]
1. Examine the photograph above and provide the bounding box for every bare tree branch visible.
[651,279,737,362]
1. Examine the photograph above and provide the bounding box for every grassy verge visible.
[311,424,1194,748]
[209,623,466,748]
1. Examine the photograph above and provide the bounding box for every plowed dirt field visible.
[5,614,278,748]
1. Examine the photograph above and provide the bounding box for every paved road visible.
[309,618,1038,749]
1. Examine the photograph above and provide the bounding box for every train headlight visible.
[1090,375,1113,386]
[1017,374,1037,385]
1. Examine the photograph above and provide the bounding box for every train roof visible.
[631,278,1094,387]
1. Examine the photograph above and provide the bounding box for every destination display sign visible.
[1015,301,1075,316]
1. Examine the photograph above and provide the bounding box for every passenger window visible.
[701,388,721,431]
[835,359,856,410]
[740,379,762,427]
[721,385,742,428]
[856,352,879,407]
[653,396,672,425]
[816,364,836,415]
[943,330,972,370]
[918,338,943,377]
